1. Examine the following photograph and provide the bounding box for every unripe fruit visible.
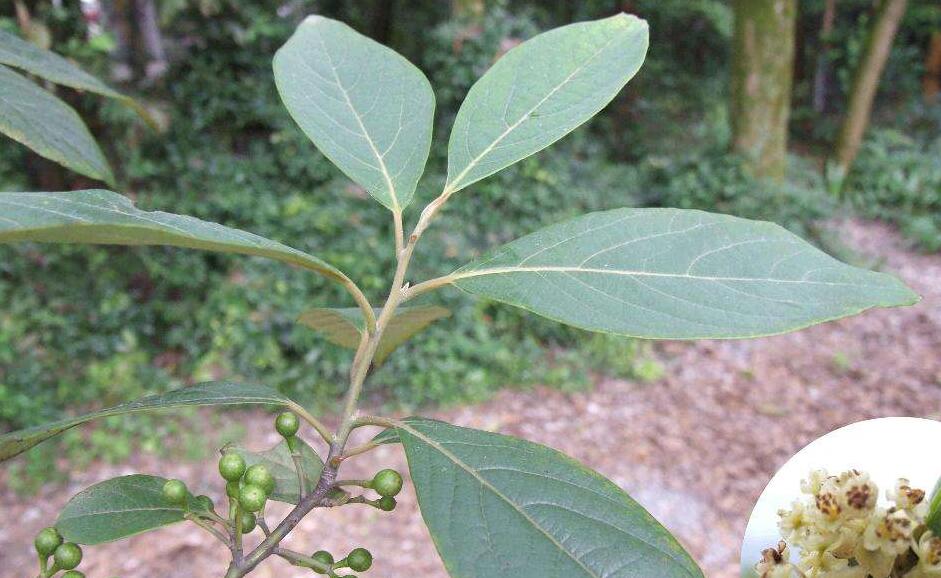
[195,495,214,512]
[275,411,300,438]
[347,548,373,572]
[238,511,257,533]
[244,464,275,496]
[371,469,403,497]
[53,543,83,570]
[61,572,85,578]
[311,550,334,573]
[238,483,267,513]
[218,453,246,482]
[377,496,397,512]
[226,481,241,499]
[162,479,188,506]
[34,527,63,557]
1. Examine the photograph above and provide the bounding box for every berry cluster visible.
[34,527,84,578]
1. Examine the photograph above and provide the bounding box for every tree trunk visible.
[813,0,838,113]
[832,0,908,181]
[730,0,798,181]
[925,31,941,103]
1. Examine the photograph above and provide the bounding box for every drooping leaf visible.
[0,382,298,462]
[297,305,450,363]
[0,190,348,282]
[0,65,114,184]
[447,208,917,339]
[397,418,703,578]
[274,16,435,211]
[0,28,155,126]
[445,14,648,194]
[57,475,199,544]
[370,416,426,446]
[224,439,324,504]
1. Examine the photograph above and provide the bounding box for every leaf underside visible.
[445,13,648,194]
[274,16,435,211]
[225,439,324,504]
[0,65,114,184]
[452,208,918,339]
[398,418,703,578]
[57,474,201,544]
[0,190,344,280]
[297,305,450,363]
[0,382,295,462]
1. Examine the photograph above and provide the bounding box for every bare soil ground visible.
[2,218,939,578]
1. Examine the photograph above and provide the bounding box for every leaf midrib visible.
[450,265,886,288]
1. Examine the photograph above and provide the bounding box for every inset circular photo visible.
[741,417,941,577]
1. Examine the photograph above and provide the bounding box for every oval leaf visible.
[0,189,346,281]
[224,439,324,504]
[398,418,703,578]
[0,382,296,462]
[445,14,648,194]
[57,475,196,544]
[449,208,918,339]
[298,305,450,363]
[274,16,435,211]
[0,65,114,184]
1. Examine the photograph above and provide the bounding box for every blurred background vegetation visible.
[1,0,939,490]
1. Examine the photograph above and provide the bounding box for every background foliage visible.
[0,0,938,485]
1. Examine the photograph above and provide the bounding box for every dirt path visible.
[2,219,939,578]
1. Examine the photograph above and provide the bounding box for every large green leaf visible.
[0,65,114,184]
[0,28,153,125]
[448,208,917,339]
[0,28,122,99]
[445,14,648,194]
[397,418,703,578]
[297,305,450,363]
[0,382,297,462]
[0,189,346,281]
[274,16,435,211]
[224,439,324,505]
[57,475,200,544]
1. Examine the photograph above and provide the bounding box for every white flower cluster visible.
[756,469,941,578]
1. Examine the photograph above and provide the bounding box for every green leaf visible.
[0,65,114,184]
[926,476,941,536]
[449,208,918,339]
[397,418,703,578]
[0,28,122,99]
[445,14,648,194]
[57,475,198,544]
[274,16,435,211]
[0,28,154,126]
[298,305,450,364]
[224,439,324,504]
[0,189,347,282]
[370,416,425,445]
[0,382,297,462]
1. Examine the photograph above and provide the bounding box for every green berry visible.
[226,481,241,499]
[61,572,85,578]
[53,543,83,570]
[371,469,403,497]
[162,479,188,506]
[238,511,257,533]
[377,496,397,512]
[218,453,246,482]
[244,464,275,496]
[34,527,62,557]
[238,483,267,513]
[347,547,372,572]
[195,495,214,512]
[275,411,300,438]
[311,550,334,573]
